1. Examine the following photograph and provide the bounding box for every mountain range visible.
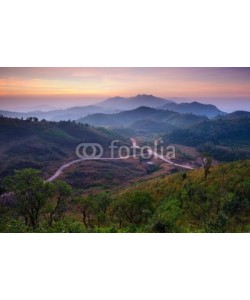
[0,105,114,122]
[0,94,227,121]
[97,94,174,110]
[78,106,208,132]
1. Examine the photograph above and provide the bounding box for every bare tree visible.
[201,153,212,180]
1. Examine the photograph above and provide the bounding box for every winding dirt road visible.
[46,156,134,182]
[0,138,195,204]
[47,138,194,182]
[147,149,194,170]
[131,138,194,170]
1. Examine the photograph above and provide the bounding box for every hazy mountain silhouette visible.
[79,106,208,130]
[0,95,226,121]
[215,110,250,120]
[97,94,174,110]
[0,105,115,121]
[160,101,225,118]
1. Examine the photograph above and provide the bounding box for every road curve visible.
[46,156,136,182]
[47,138,194,182]
[0,139,194,201]
[0,156,137,199]
[148,149,194,170]
[131,138,194,170]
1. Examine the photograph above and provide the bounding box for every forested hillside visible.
[1,160,249,232]
[165,117,250,161]
[0,116,127,178]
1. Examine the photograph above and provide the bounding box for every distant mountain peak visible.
[97,94,174,110]
[133,94,167,100]
[135,94,153,98]
[106,96,123,101]
[189,101,217,108]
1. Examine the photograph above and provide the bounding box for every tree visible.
[4,169,53,229]
[45,180,72,227]
[112,191,154,227]
[74,196,96,229]
[150,198,181,233]
[201,153,212,180]
[124,191,154,225]
[111,197,128,228]
[95,192,111,214]
[94,192,111,227]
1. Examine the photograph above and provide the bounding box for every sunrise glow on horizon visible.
[0,67,250,112]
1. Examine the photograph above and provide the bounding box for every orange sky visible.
[0,68,250,111]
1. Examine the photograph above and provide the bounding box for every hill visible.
[160,101,225,118]
[215,110,250,120]
[0,116,127,179]
[109,160,250,232]
[0,105,115,122]
[78,106,207,132]
[97,94,173,110]
[1,158,250,233]
[128,119,176,134]
[165,117,250,161]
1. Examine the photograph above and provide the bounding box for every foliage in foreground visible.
[0,160,250,233]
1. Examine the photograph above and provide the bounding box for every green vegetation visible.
[0,116,128,178]
[1,160,250,233]
[62,159,146,189]
[165,118,250,162]
[1,112,250,233]
[1,169,74,232]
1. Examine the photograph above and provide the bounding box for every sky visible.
[0,67,250,112]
